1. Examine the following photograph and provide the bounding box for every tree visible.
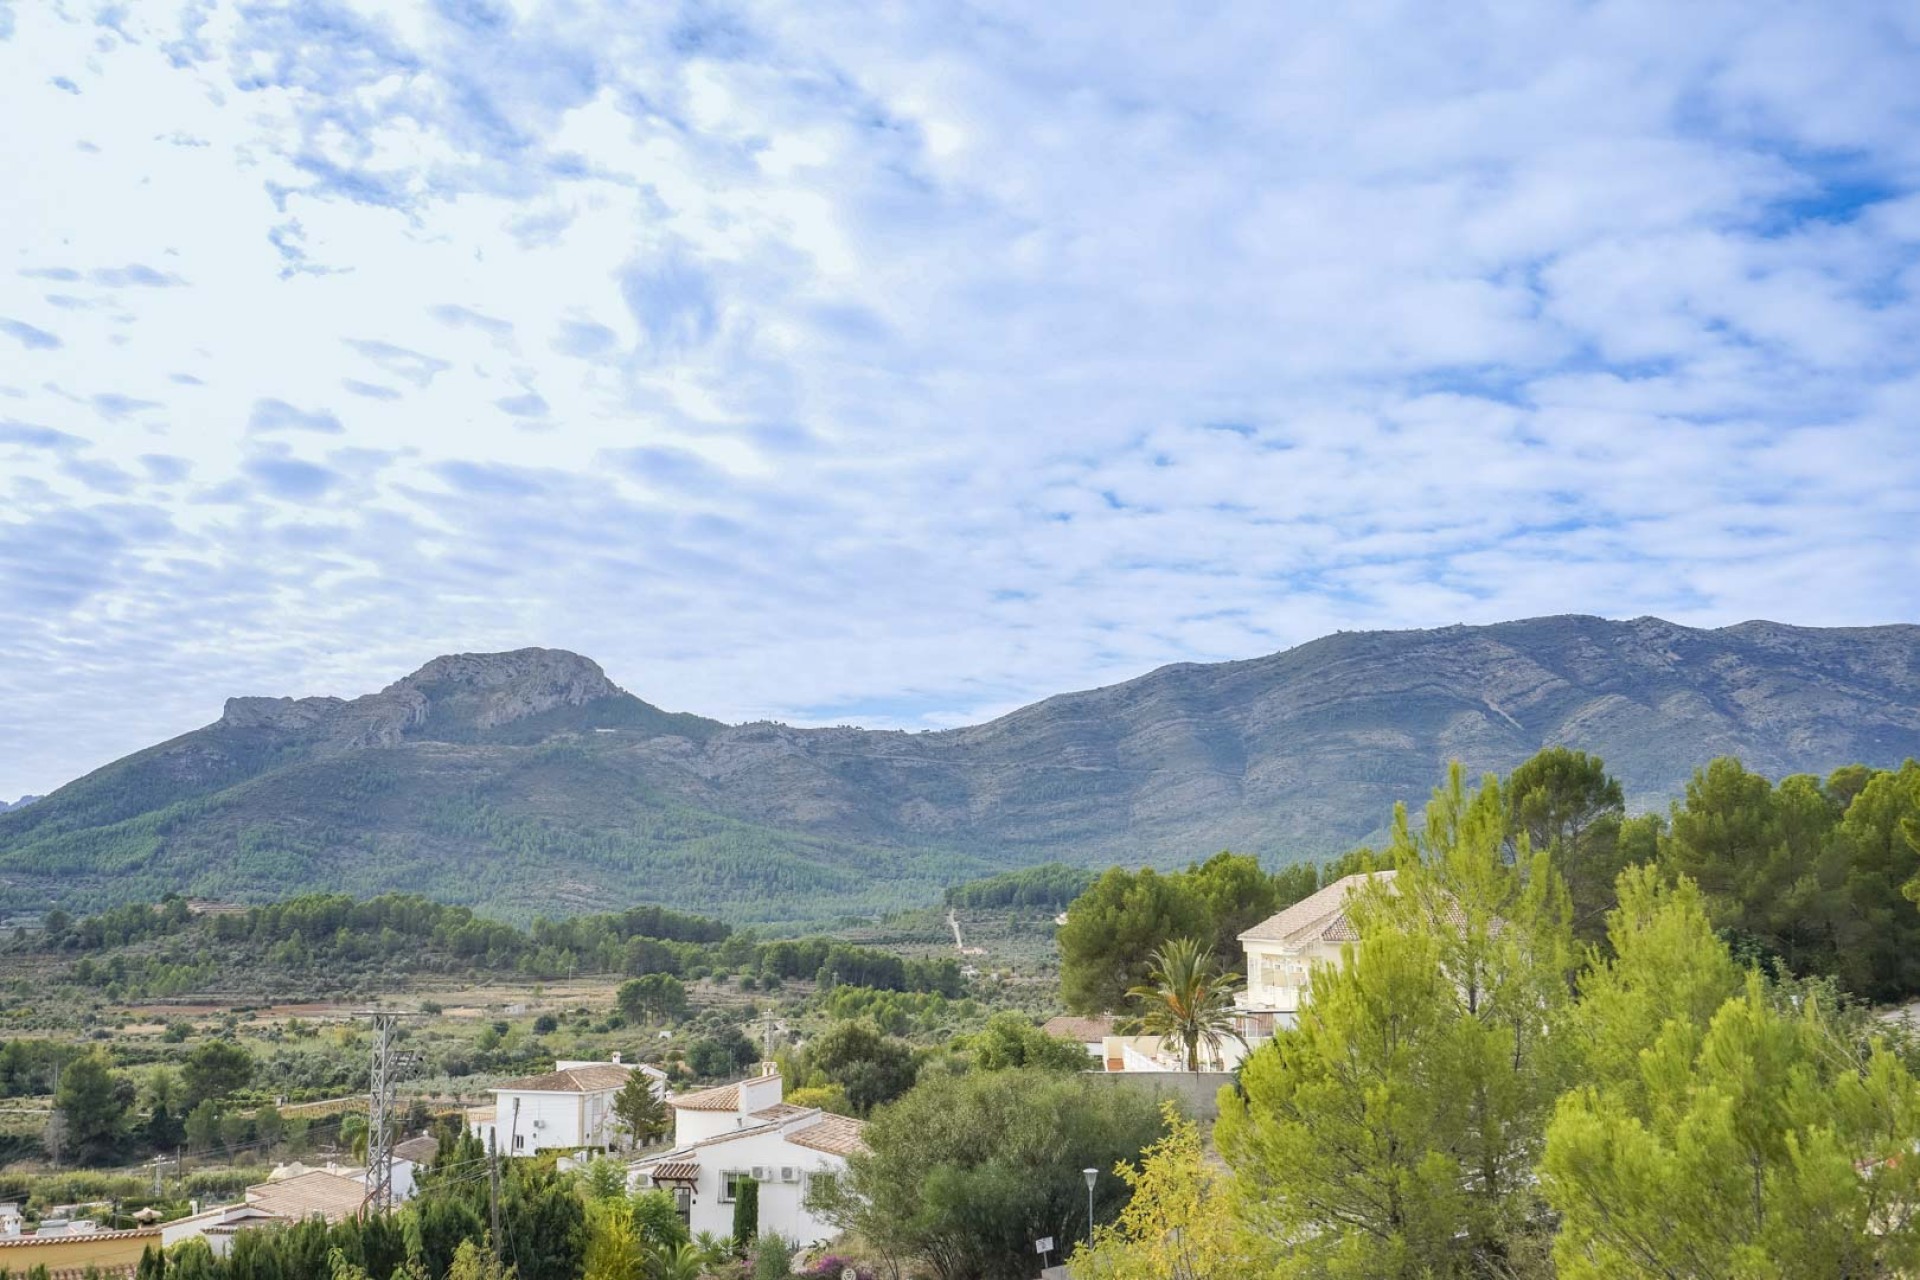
[502,1165,588,1280]
[183,1099,221,1154]
[1504,746,1629,942]
[1661,758,1920,1001]
[582,1195,641,1280]
[1125,938,1242,1072]
[1218,764,1575,1278]
[805,1021,919,1115]
[1817,760,1920,1000]
[253,1104,284,1152]
[732,1177,760,1248]
[1058,868,1208,1014]
[182,1040,254,1108]
[146,1100,184,1153]
[617,973,689,1024]
[630,1188,689,1251]
[219,1108,252,1155]
[339,1111,371,1162]
[812,1068,1166,1280]
[612,1072,669,1148]
[581,1156,628,1201]
[686,1027,756,1078]
[782,1083,851,1114]
[968,1012,1090,1072]
[1545,966,1920,1275]
[1184,852,1283,962]
[55,1051,130,1162]
[1070,1103,1264,1280]
[446,1238,516,1280]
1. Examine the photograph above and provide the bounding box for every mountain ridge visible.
[4,615,1917,924]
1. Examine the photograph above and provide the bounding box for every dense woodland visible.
[1058,750,1920,1013]
[13,895,963,1004]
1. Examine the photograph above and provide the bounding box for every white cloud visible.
[0,0,1916,798]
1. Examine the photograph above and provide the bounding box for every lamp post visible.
[1083,1166,1098,1244]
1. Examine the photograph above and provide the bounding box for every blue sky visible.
[2,0,1919,799]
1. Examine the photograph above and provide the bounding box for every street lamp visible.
[1083,1167,1098,1244]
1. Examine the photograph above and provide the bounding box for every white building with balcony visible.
[1235,871,1394,1045]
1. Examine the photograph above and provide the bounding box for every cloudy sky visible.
[2,1,1918,800]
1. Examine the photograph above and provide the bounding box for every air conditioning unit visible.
[779,1166,799,1183]
[531,1119,545,1130]
[750,1166,770,1182]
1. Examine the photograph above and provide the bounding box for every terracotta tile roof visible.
[786,1114,867,1157]
[1041,1015,1116,1043]
[749,1103,812,1122]
[466,1106,496,1124]
[670,1072,780,1111]
[1239,871,1396,945]
[0,1227,161,1251]
[669,1081,739,1110]
[492,1064,636,1094]
[244,1170,366,1223]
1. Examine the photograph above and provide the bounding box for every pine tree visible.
[732,1179,760,1248]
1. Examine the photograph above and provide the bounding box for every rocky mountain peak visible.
[390,648,618,699]
[220,648,625,741]
[384,648,623,730]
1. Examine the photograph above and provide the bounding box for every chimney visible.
[610,1051,621,1065]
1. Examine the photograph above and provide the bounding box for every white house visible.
[1039,1015,1114,1064]
[162,1204,286,1257]
[469,1055,668,1156]
[1235,870,1393,1045]
[162,1170,367,1256]
[628,1068,866,1248]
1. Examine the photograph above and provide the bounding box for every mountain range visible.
[3,615,1917,924]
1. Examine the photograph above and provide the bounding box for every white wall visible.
[671,1075,784,1147]
[482,1091,587,1154]
[638,1127,849,1247]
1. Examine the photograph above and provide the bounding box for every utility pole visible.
[488,1129,503,1268]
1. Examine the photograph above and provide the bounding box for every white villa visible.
[1234,870,1393,1045]
[628,1066,867,1247]
[469,1055,669,1155]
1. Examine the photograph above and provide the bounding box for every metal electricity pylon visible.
[359,1011,421,1213]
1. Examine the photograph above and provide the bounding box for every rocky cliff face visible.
[5,616,1918,921]
[219,648,625,748]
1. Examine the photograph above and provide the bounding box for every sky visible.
[2,0,1919,800]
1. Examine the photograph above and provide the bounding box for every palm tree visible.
[1126,937,1245,1072]
[690,1232,733,1271]
[648,1241,705,1280]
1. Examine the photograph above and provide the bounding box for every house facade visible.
[469,1056,668,1155]
[628,1068,866,1247]
[1235,870,1394,1043]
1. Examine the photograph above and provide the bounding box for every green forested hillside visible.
[6,619,1920,924]
[0,740,993,925]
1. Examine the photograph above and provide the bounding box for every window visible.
[513,1135,525,1151]
[721,1172,753,1203]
